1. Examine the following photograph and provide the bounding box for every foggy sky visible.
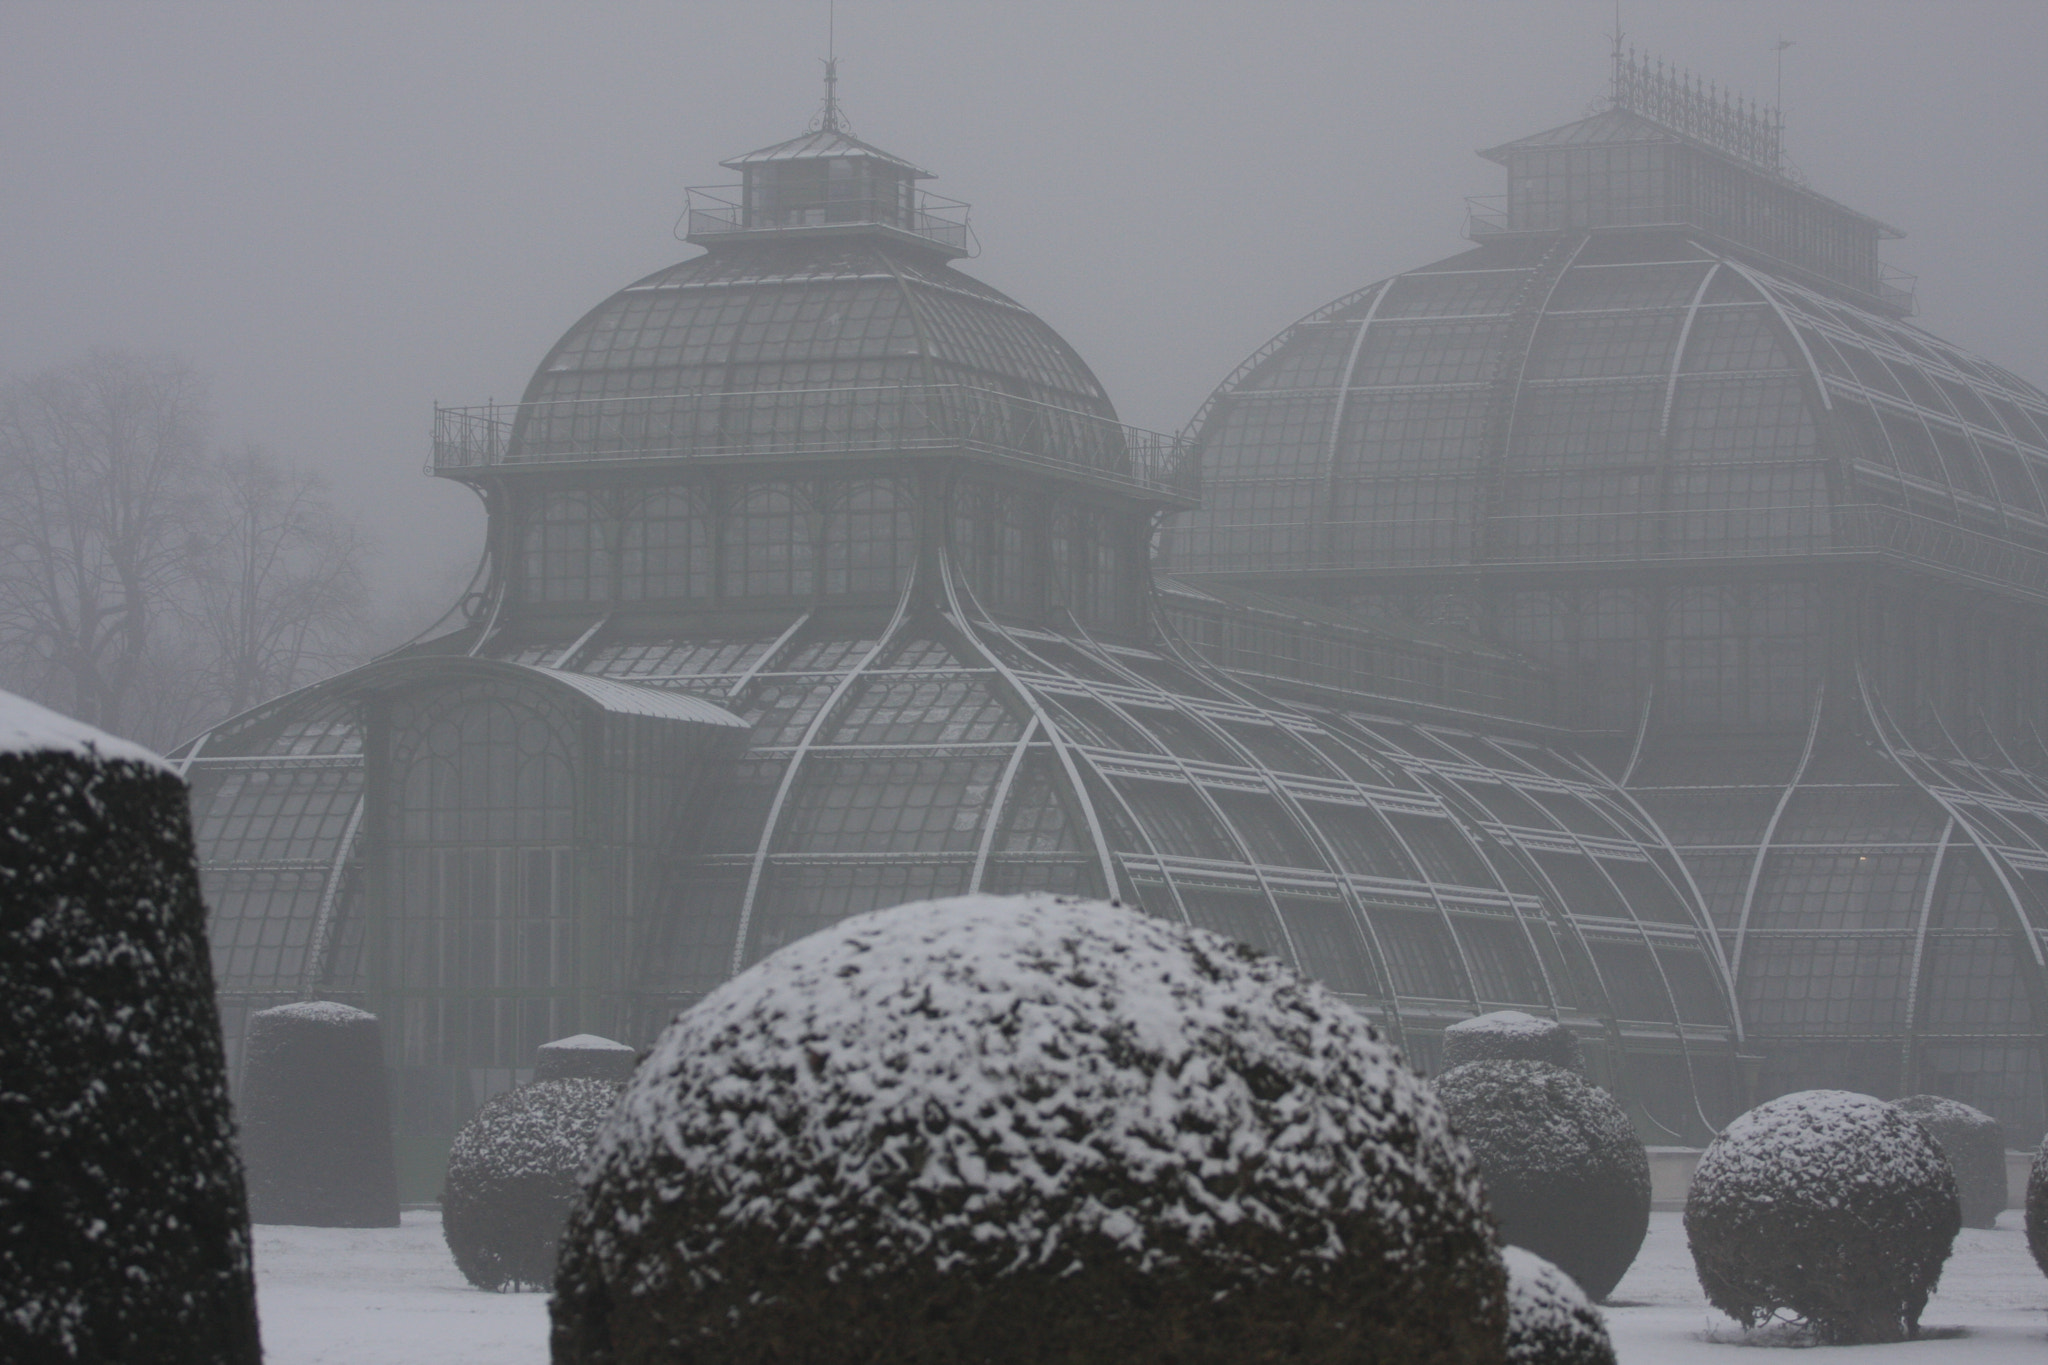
[4,1,2045,611]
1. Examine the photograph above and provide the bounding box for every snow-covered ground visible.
[253,1209,2048,1363]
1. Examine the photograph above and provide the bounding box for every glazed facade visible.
[1162,94,2048,1138]
[183,87,2048,1190]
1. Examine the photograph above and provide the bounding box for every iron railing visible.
[432,382,1198,503]
[684,184,973,254]
[1164,502,2048,599]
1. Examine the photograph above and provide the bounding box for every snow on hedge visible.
[239,1001,398,1228]
[1434,1059,1649,1301]
[532,1034,636,1084]
[1686,1089,1959,1343]
[0,690,166,770]
[552,893,1507,1365]
[1442,1010,1584,1072]
[442,1077,622,1291]
[0,694,259,1361]
[1502,1246,1616,1365]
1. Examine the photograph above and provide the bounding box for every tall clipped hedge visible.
[1893,1094,2005,1229]
[0,700,261,1363]
[239,1001,399,1227]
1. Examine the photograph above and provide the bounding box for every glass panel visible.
[1274,897,1381,995]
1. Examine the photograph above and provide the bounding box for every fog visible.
[3,0,2044,610]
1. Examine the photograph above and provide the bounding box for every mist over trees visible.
[0,349,373,750]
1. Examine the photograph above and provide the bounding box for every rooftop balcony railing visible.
[432,382,1198,504]
[684,184,974,255]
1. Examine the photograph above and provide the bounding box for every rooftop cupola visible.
[684,62,973,258]
[1467,49,1912,314]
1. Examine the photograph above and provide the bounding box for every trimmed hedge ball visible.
[238,1001,399,1227]
[2027,1138,2048,1279]
[0,697,261,1363]
[533,1034,636,1084]
[1686,1090,1959,1343]
[552,894,1509,1365]
[1443,1011,1585,1073]
[442,1077,622,1291]
[1433,1060,1649,1301]
[1502,1246,1617,1365]
[1894,1095,2005,1229]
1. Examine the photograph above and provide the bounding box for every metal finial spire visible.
[1609,0,1624,105]
[816,0,848,133]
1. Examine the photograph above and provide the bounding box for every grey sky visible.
[4,1,2044,607]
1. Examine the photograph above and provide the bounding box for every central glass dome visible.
[484,125,1127,481]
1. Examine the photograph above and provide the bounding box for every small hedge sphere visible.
[1443,1011,1585,1073]
[2027,1137,2048,1278]
[1502,1247,1617,1365]
[1893,1095,2006,1229]
[551,894,1508,1365]
[443,1076,621,1291]
[1433,1060,1649,1301]
[1686,1090,1959,1343]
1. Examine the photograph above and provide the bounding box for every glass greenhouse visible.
[182,66,2048,1191]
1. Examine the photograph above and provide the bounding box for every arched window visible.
[824,479,912,594]
[726,483,817,599]
[620,488,711,601]
[521,492,610,603]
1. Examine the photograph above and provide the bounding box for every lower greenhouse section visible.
[172,556,2048,1188]
[1631,678,2048,1143]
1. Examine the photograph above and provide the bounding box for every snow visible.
[0,688,166,770]
[1503,1245,1612,1361]
[1450,1010,1553,1040]
[536,1034,632,1053]
[246,1210,2048,1364]
[585,893,1484,1279]
[1691,1090,1954,1215]
[257,1000,375,1026]
[1443,1008,1584,1071]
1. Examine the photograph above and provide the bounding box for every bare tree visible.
[0,350,208,743]
[193,445,368,719]
[0,350,375,749]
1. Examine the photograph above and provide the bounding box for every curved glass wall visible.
[187,538,1740,1148]
[1164,231,2048,593]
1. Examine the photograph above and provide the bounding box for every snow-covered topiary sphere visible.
[1433,1060,1648,1301]
[551,894,1508,1365]
[1685,1090,1959,1343]
[2027,1137,2048,1278]
[0,694,260,1362]
[442,1077,621,1291]
[1893,1094,2005,1229]
[1502,1246,1617,1365]
[1443,1011,1585,1073]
